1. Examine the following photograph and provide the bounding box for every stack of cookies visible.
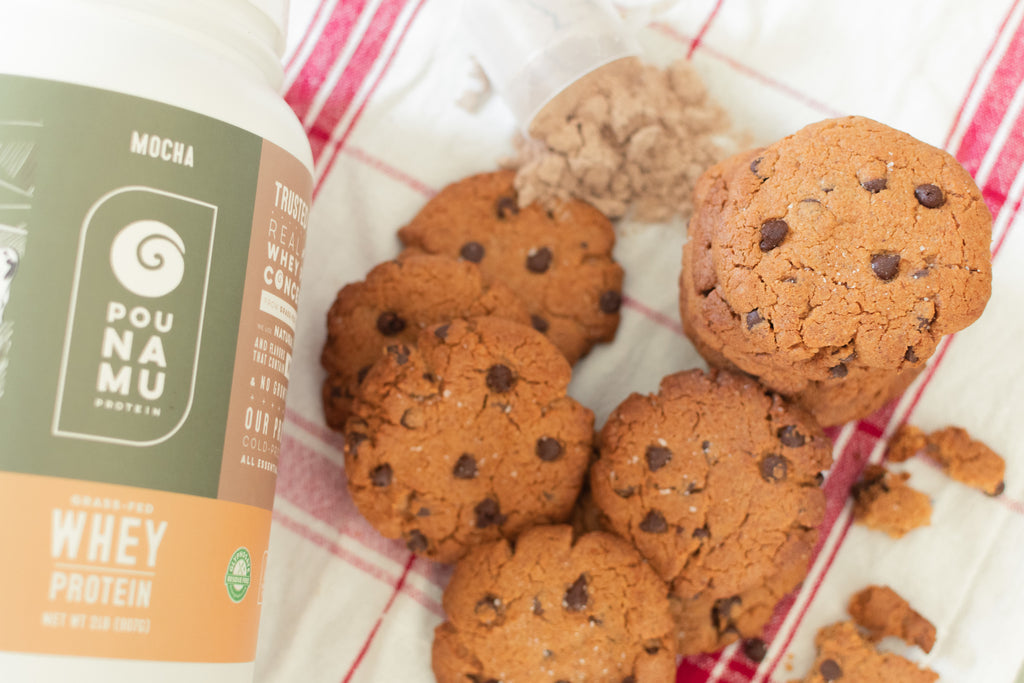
[679,116,992,426]
[320,117,993,683]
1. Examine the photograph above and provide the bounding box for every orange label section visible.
[0,471,271,662]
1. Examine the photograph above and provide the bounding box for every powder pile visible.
[512,57,732,222]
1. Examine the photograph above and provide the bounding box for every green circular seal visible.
[224,547,252,603]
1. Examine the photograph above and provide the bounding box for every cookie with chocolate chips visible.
[432,525,677,683]
[398,170,624,364]
[590,369,831,655]
[680,116,992,426]
[343,316,594,564]
[320,253,530,429]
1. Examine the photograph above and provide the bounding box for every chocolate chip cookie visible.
[432,525,677,683]
[590,368,831,656]
[320,253,530,429]
[343,317,594,564]
[398,170,624,364]
[680,116,992,426]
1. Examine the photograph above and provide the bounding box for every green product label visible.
[225,547,253,603]
[0,74,311,508]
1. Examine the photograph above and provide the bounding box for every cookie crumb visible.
[889,424,1005,496]
[511,57,733,222]
[848,585,936,653]
[790,621,937,683]
[852,465,932,538]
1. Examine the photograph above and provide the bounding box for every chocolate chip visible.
[453,454,478,479]
[760,454,789,482]
[614,486,635,499]
[376,311,406,336]
[915,184,945,208]
[743,638,768,663]
[532,597,544,615]
[535,437,563,462]
[759,219,789,251]
[711,596,741,633]
[530,315,549,333]
[990,481,1006,497]
[495,195,519,219]
[829,363,848,379]
[526,247,553,273]
[405,529,427,553]
[563,574,588,611]
[905,347,919,362]
[639,509,668,534]
[746,309,763,329]
[599,290,622,314]
[702,440,711,453]
[692,525,710,539]
[357,365,371,384]
[871,253,901,281]
[643,640,661,654]
[416,507,430,517]
[460,241,485,262]
[815,472,826,486]
[329,384,342,398]
[346,433,367,458]
[370,464,392,487]
[433,323,449,340]
[777,425,806,448]
[386,344,409,365]
[486,364,515,393]
[400,408,421,429]
[645,445,673,472]
[861,177,887,193]
[474,498,505,528]
[475,594,501,614]
[750,157,763,176]
[820,658,843,681]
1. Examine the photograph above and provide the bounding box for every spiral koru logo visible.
[109,220,186,298]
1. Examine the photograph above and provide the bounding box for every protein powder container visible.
[0,1,312,681]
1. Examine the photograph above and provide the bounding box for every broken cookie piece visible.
[852,465,932,538]
[792,621,937,683]
[848,585,936,653]
[887,423,1006,496]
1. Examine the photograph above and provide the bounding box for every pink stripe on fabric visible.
[955,15,1024,175]
[285,407,346,452]
[284,0,337,72]
[313,0,430,196]
[273,509,401,586]
[274,509,449,620]
[981,103,1024,218]
[943,0,1024,150]
[286,0,372,123]
[309,0,411,163]
[343,146,438,197]
[651,23,843,118]
[341,554,417,683]
[687,0,726,59]
[622,294,685,336]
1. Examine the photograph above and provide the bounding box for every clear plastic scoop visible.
[460,0,640,129]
